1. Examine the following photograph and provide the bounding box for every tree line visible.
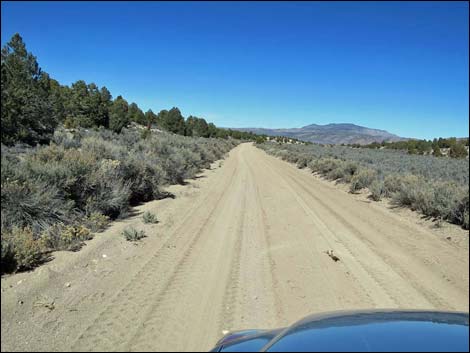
[347,137,469,159]
[1,33,258,146]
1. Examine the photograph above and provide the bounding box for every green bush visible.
[383,174,403,197]
[42,224,92,251]
[82,212,110,232]
[142,211,158,224]
[369,180,385,201]
[1,127,237,273]
[1,227,46,272]
[350,169,378,193]
[141,129,151,140]
[392,175,431,210]
[462,206,469,230]
[449,143,468,159]
[122,226,146,242]
[391,177,468,227]
[296,155,311,169]
[310,158,342,174]
[1,179,74,233]
[1,234,17,274]
[340,162,359,182]
[325,161,346,180]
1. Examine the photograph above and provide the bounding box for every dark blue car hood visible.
[211,309,469,352]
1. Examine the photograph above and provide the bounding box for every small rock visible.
[222,330,229,335]
[446,236,451,241]
[17,280,23,285]
[18,300,24,305]
[253,296,258,300]
[102,254,107,258]
[64,282,71,288]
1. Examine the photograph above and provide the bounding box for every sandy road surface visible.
[1,143,468,352]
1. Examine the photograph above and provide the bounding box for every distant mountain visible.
[231,123,407,145]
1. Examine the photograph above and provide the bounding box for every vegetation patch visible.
[122,227,146,242]
[142,211,158,224]
[1,227,47,273]
[258,142,469,229]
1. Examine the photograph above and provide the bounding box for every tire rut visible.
[256,154,400,308]
[243,153,288,325]
[71,162,239,352]
[276,157,459,309]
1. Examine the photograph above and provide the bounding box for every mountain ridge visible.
[230,123,408,145]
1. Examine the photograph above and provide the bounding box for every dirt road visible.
[1,143,468,352]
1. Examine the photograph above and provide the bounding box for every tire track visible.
[243,152,287,325]
[275,157,458,309]
[216,190,246,334]
[256,153,400,308]
[127,158,246,352]
[71,161,239,351]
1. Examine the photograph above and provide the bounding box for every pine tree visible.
[144,109,157,128]
[109,96,129,132]
[128,103,145,125]
[1,33,56,144]
[158,107,185,134]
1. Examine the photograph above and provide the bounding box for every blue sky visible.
[1,1,468,139]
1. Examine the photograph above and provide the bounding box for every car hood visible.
[211,309,469,352]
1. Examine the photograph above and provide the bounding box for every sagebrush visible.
[1,127,237,273]
[142,211,158,224]
[258,142,469,229]
[122,227,146,242]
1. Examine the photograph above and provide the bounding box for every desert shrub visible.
[383,174,403,197]
[369,180,385,201]
[1,179,74,233]
[52,127,81,149]
[1,227,46,272]
[258,141,469,228]
[63,116,80,129]
[84,178,132,219]
[391,175,431,210]
[1,126,237,273]
[165,152,189,184]
[41,224,92,251]
[311,158,342,174]
[1,234,17,274]
[449,143,468,159]
[122,226,146,241]
[391,177,469,226]
[350,168,378,193]
[141,129,151,140]
[326,160,346,180]
[429,182,462,220]
[461,201,469,230]
[142,211,158,224]
[276,150,290,161]
[340,161,358,182]
[296,155,311,169]
[82,212,110,232]
[120,156,159,204]
[258,141,468,186]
